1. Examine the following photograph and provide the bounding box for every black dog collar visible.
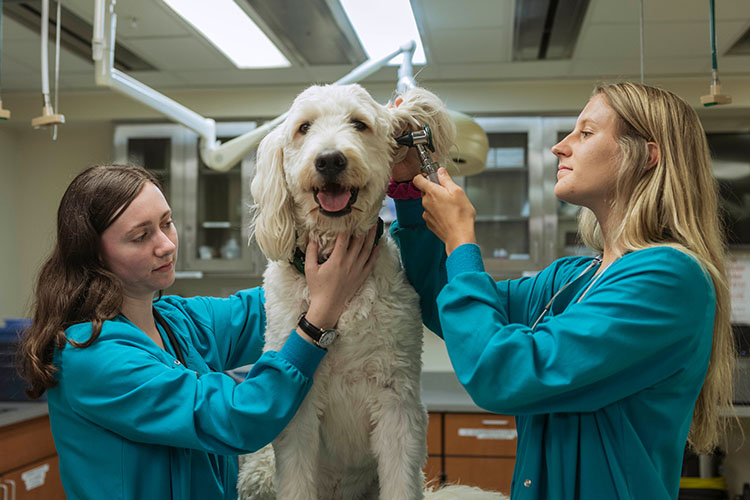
[291,218,384,274]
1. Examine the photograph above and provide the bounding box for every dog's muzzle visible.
[313,184,359,217]
[312,150,359,217]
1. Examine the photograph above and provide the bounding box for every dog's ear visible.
[388,88,457,167]
[250,126,296,262]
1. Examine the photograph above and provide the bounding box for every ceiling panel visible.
[415,0,511,30]
[574,24,642,60]
[429,28,508,64]
[3,16,38,41]
[4,40,93,73]
[0,0,748,92]
[122,37,234,72]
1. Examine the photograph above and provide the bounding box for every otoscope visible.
[395,124,441,184]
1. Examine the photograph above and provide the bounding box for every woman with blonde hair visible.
[388,82,733,499]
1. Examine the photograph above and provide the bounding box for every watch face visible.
[318,330,337,348]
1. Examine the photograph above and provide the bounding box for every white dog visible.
[239,83,457,500]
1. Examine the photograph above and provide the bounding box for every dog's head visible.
[251,83,455,262]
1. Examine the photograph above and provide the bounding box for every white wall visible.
[0,122,114,319]
[0,128,22,321]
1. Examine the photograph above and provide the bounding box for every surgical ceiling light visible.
[161,0,290,68]
[339,0,426,65]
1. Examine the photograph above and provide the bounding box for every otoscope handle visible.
[416,144,441,184]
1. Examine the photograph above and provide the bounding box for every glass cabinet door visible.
[541,117,596,262]
[182,122,263,274]
[114,122,265,277]
[467,118,544,276]
[114,124,190,271]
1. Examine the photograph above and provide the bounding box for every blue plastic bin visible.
[0,318,39,401]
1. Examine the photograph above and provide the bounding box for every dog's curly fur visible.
[238,83,458,500]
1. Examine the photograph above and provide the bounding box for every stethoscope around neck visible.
[152,306,187,368]
[530,255,604,331]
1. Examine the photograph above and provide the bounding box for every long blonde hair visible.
[578,82,734,453]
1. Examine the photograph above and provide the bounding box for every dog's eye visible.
[351,120,368,132]
[298,122,311,135]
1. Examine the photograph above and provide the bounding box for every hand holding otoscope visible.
[395,124,441,184]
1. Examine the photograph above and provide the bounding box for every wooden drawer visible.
[444,456,514,495]
[426,412,442,456]
[0,416,57,474]
[444,413,516,457]
[423,456,442,486]
[1,455,65,500]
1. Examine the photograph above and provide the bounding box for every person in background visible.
[19,164,379,500]
[388,82,735,499]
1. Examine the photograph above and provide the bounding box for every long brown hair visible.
[19,165,160,399]
[578,82,734,452]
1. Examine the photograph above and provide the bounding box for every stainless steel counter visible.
[0,371,480,430]
[420,371,485,413]
[0,402,49,428]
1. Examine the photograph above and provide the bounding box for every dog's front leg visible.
[370,388,428,500]
[273,396,320,500]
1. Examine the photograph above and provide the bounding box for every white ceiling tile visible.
[574,24,642,59]
[647,0,750,22]
[173,68,313,87]
[122,37,234,71]
[2,18,39,41]
[3,40,93,73]
[0,0,747,91]
[429,28,507,64]
[569,57,643,78]
[129,71,190,88]
[114,1,193,39]
[587,0,641,24]
[586,0,749,24]
[645,21,749,58]
[1,52,36,76]
[0,72,39,91]
[416,0,512,29]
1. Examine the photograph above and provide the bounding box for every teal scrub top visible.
[390,198,715,500]
[47,288,326,500]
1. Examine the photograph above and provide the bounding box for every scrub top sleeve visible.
[60,327,324,455]
[438,247,715,415]
[163,288,267,370]
[390,198,449,337]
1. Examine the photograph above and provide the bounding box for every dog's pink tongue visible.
[318,191,351,212]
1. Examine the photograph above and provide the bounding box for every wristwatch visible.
[297,313,338,349]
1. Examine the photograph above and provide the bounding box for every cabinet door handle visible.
[0,483,8,500]
[5,479,16,500]
[2,480,14,500]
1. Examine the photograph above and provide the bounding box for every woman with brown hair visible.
[19,164,379,499]
[389,82,734,499]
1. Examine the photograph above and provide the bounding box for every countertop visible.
[0,371,481,429]
[420,370,485,413]
[0,401,49,428]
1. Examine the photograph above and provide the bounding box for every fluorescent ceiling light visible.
[162,0,290,69]
[340,0,426,65]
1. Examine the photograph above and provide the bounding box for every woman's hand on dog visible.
[303,225,380,333]
[413,168,478,256]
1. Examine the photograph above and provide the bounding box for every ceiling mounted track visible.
[513,0,590,61]
[239,0,367,66]
[3,0,155,71]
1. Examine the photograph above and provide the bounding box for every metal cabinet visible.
[461,117,592,279]
[114,123,266,277]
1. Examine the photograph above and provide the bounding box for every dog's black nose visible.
[314,151,347,177]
